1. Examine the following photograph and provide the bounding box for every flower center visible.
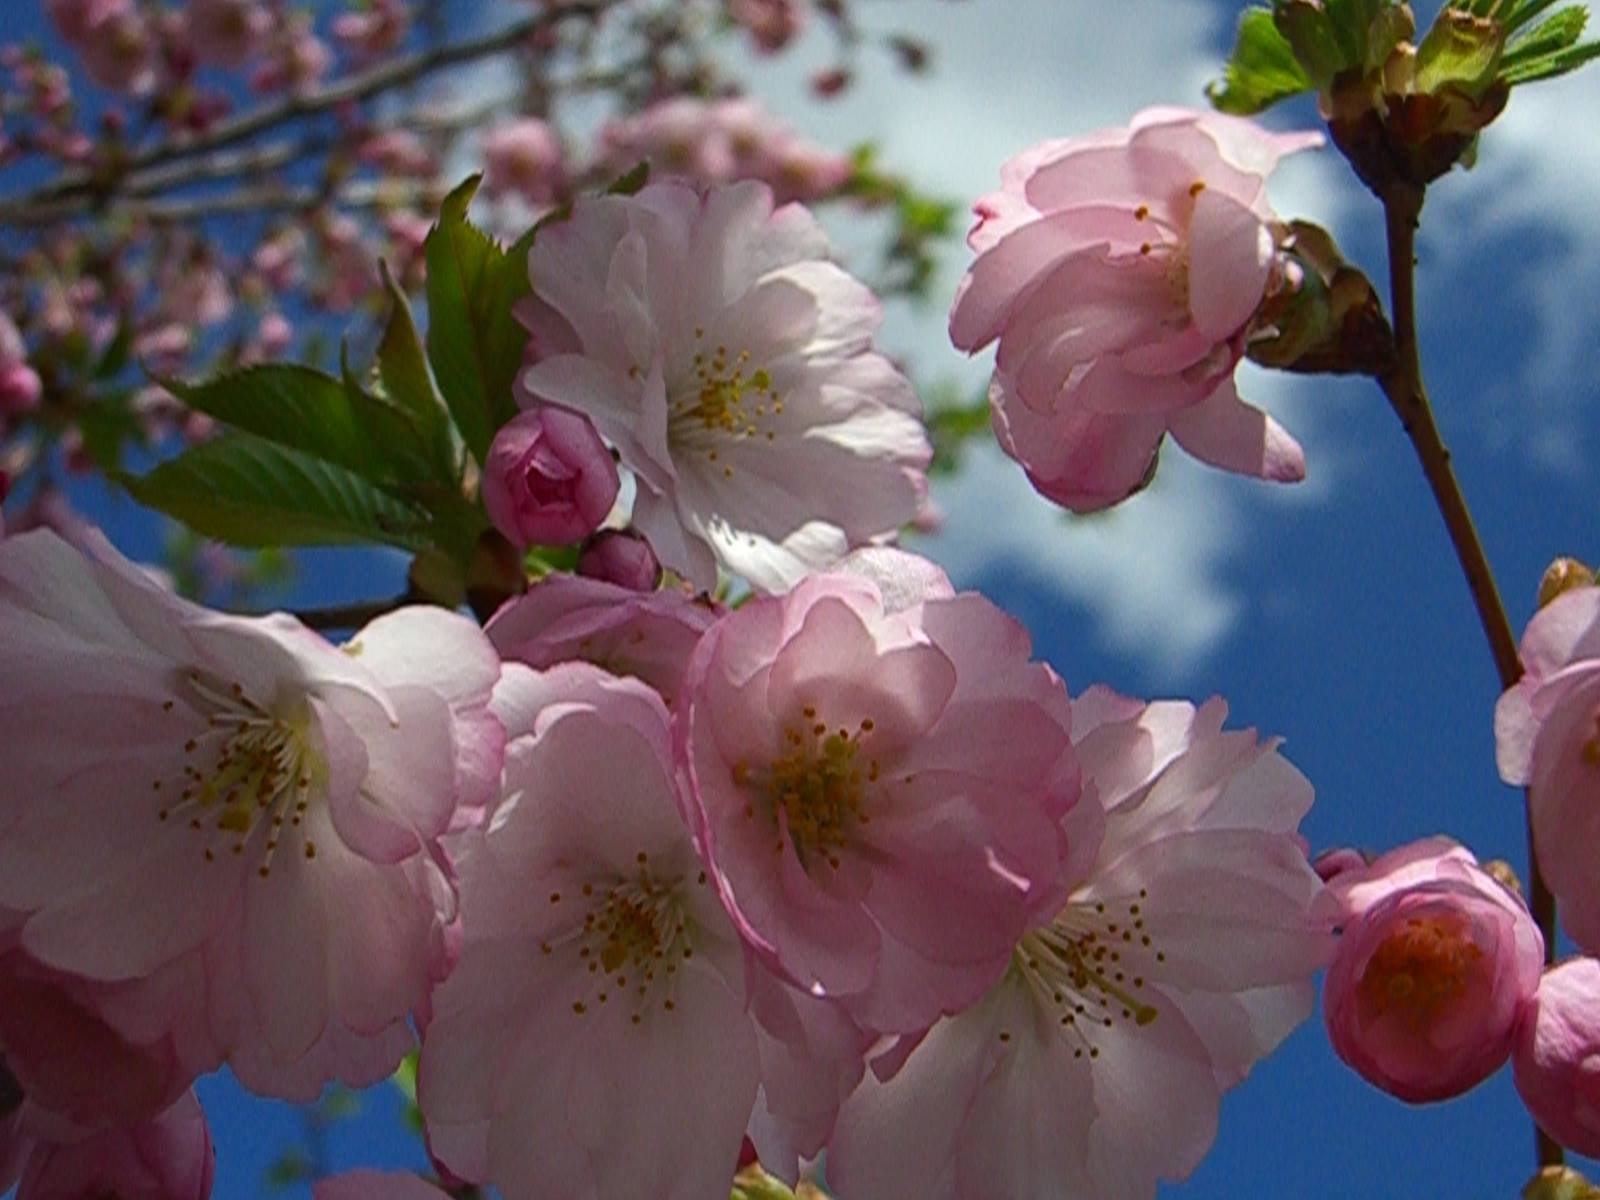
[1003,891,1162,1060]
[737,709,879,871]
[152,670,324,876]
[545,855,704,1026]
[665,329,783,480]
[1357,915,1482,1029]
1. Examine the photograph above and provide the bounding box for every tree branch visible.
[1378,183,1560,1170]
[0,1,607,219]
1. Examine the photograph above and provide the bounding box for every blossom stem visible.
[1377,184,1561,1169]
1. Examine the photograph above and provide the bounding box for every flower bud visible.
[1539,558,1596,609]
[1320,837,1544,1102]
[577,529,660,592]
[482,407,619,548]
[1514,959,1600,1157]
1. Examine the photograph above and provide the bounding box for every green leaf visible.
[1501,33,1600,78]
[606,160,651,196]
[1502,0,1572,35]
[1208,7,1314,113]
[423,175,533,464]
[1505,3,1587,58]
[120,433,434,551]
[376,261,461,483]
[166,363,452,491]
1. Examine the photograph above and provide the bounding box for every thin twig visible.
[0,1,606,218]
[1378,184,1561,1170]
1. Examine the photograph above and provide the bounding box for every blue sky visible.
[6,0,1600,1196]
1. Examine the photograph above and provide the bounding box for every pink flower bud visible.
[482,407,618,548]
[481,118,565,205]
[1320,837,1544,1102]
[577,528,660,591]
[1514,958,1600,1156]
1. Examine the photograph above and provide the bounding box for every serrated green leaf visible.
[1503,5,1588,64]
[165,363,451,491]
[377,261,460,483]
[120,433,434,551]
[606,160,650,195]
[1502,33,1600,78]
[1503,0,1572,35]
[423,175,532,465]
[1208,7,1314,113]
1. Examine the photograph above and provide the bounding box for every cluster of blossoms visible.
[592,97,854,206]
[0,0,913,522]
[0,149,1358,1197]
[3,0,1593,1172]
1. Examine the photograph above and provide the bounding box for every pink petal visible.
[1186,189,1273,339]
[1166,380,1305,483]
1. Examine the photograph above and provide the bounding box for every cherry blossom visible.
[519,180,930,591]
[482,118,567,206]
[1513,957,1600,1157]
[827,687,1330,1200]
[1497,584,1600,953]
[185,0,272,67]
[418,663,856,1199]
[950,107,1320,511]
[677,550,1081,1033]
[1320,837,1543,1102]
[0,530,502,1099]
[314,1170,451,1200]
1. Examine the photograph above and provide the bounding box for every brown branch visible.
[1377,183,1561,1170]
[0,1,606,219]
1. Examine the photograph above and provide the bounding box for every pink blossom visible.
[1320,837,1543,1103]
[486,572,719,707]
[358,130,435,179]
[677,550,1080,1033]
[185,0,271,67]
[0,312,41,417]
[46,0,126,47]
[418,664,858,1199]
[11,1092,213,1200]
[331,0,411,61]
[68,2,158,95]
[0,531,503,1100]
[482,406,620,548]
[577,528,661,592]
[827,687,1330,1200]
[1497,585,1600,953]
[481,118,566,205]
[593,98,851,205]
[252,16,331,93]
[519,180,929,592]
[315,1170,450,1200]
[1513,957,1600,1156]
[950,107,1320,511]
[728,0,807,53]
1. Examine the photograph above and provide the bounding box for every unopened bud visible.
[1524,1166,1600,1200]
[1539,558,1596,609]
